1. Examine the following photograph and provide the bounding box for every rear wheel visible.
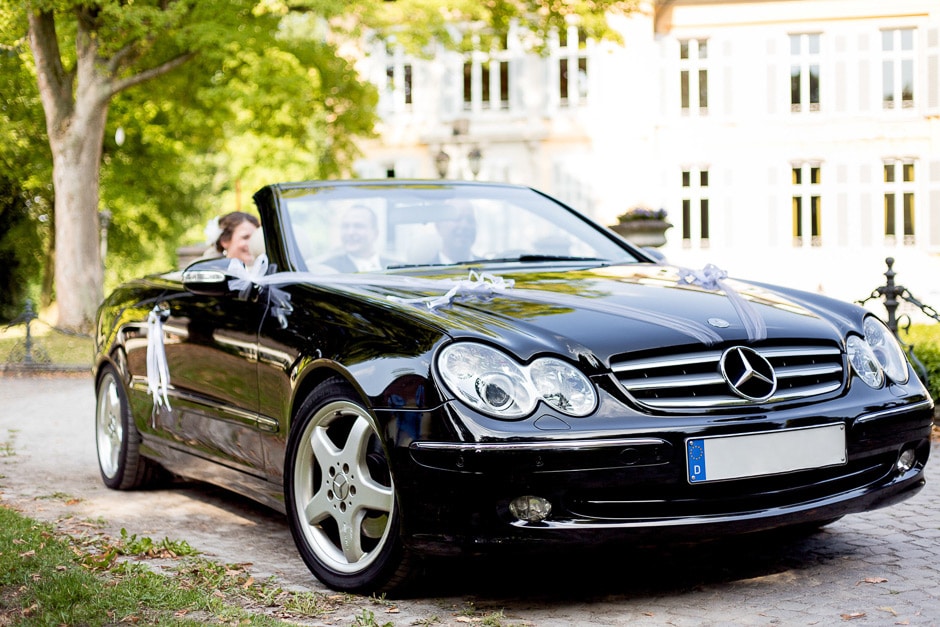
[95,365,162,489]
[284,378,415,595]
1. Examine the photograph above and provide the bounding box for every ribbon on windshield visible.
[677,263,767,342]
[388,270,514,309]
[146,305,171,409]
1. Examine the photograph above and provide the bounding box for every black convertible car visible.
[94,180,934,594]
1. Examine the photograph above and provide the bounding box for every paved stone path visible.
[1,374,938,625]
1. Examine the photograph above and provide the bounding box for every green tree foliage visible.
[0,0,634,328]
[97,11,378,288]
[1,1,379,322]
[0,32,52,322]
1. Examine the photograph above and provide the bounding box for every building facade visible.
[353,0,940,311]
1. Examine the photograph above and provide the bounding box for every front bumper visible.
[396,399,934,555]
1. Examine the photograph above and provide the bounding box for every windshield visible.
[278,183,641,273]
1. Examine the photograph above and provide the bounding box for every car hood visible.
[304,263,854,363]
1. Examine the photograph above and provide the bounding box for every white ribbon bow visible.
[146,305,171,409]
[390,270,515,309]
[678,263,767,342]
[227,255,269,299]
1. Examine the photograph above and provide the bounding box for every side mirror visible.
[182,258,231,296]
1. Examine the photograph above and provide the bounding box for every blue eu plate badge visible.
[687,439,706,482]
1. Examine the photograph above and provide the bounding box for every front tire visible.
[284,378,415,595]
[95,364,162,489]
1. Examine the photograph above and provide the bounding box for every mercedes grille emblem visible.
[719,346,777,401]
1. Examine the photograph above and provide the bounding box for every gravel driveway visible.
[2,373,939,626]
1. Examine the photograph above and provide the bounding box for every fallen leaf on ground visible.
[878,606,898,616]
[858,577,888,585]
[841,612,866,620]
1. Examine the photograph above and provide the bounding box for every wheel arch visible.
[288,363,373,439]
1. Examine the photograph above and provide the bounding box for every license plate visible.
[686,423,846,484]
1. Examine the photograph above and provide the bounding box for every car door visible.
[159,291,267,474]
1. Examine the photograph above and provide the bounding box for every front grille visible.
[612,342,845,410]
[568,452,891,521]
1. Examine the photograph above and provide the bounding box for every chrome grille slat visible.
[612,343,845,410]
[619,373,725,391]
[775,363,843,378]
[612,351,724,373]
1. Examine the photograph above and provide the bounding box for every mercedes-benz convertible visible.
[94,180,934,594]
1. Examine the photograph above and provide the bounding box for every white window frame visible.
[679,38,708,116]
[381,41,413,114]
[883,160,916,246]
[792,164,822,248]
[789,33,821,113]
[681,167,710,248]
[881,28,915,110]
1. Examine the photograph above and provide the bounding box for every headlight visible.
[847,336,884,388]
[438,343,597,419]
[847,317,910,388]
[863,317,909,384]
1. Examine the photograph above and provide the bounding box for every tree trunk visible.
[28,9,107,333]
[50,112,106,333]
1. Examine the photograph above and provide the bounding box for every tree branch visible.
[26,9,75,130]
[109,52,197,96]
[107,43,139,75]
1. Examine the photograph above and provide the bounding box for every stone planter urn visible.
[610,208,672,248]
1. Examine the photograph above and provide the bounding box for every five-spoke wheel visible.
[285,378,414,594]
[95,365,160,489]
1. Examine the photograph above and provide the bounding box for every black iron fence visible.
[2,299,51,366]
[857,257,940,385]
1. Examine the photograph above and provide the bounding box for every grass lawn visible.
[0,323,94,367]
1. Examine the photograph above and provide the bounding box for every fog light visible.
[509,495,552,523]
[896,448,917,474]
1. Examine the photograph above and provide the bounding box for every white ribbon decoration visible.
[384,269,722,344]
[389,270,514,309]
[224,256,293,328]
[226,255,269,299]
[677,263,767,342]
[146,306,171,409]
[235,258,724,346]
[145,257,759,402]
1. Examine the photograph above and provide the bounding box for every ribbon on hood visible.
[146,256,766,405]
[677,263,767,342]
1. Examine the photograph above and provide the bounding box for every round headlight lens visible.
[847,335,884,388]
[438,343,596,419]
[863,317,909,384]
[529,357,597,416]
[438,343,533,418]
